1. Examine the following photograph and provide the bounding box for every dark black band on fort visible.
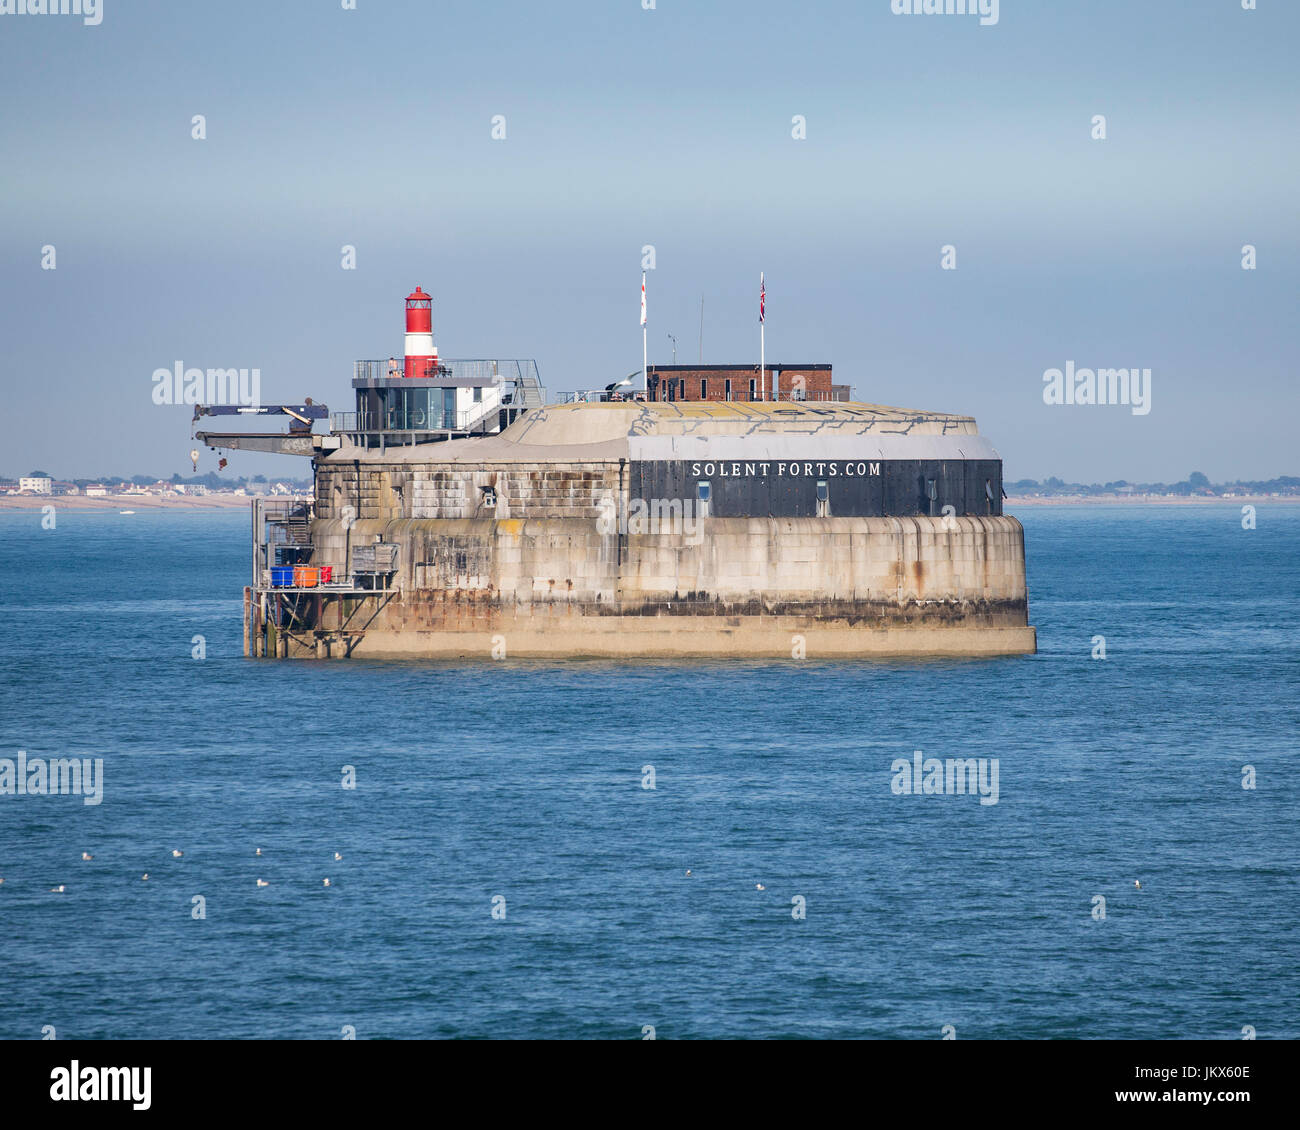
[632,459,1004,518]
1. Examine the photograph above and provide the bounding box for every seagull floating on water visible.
[755,883,766,891]
[141,874,149,881]
[81,852,93,861]
[171,850,183,858]
[255,848,262,857]
[50,885,66,893]
[685,870,692,877]
[334,852,343,861]
[1134,880,1142,889]
[323,878,331,887]
[256,878,269,888]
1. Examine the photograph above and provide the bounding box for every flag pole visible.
[698,294,704,363]
[641,271,648,396]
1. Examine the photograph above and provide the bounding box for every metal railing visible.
[252,496,314,587]
[557,387,852,404]
[352,358,543,385]
[354,359,412,381]
[330,404,502,434]
[559,389,651,404]
[259,497,314,525]
[775,388,852,402]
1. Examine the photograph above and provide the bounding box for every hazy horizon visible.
[3,0,1296,482]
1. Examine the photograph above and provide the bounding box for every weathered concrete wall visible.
[292,614,1035,660]
[296,512,1032,657]
[314,460,620,523]
[312,515,1026,605]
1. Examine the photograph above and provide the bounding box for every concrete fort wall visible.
[300,510,1033,658]
[282,413,1034,658]
[313,456,1006,522]
[313,460,620,523]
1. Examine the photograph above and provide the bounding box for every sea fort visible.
[194,284,1036,659]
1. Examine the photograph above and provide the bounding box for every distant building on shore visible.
[19,475,52,495]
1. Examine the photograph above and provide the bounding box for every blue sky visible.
[1,0,1296,481]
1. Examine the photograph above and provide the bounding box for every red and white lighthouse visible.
[403,286,439,379]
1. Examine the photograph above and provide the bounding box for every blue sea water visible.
[0,504,1295,1040]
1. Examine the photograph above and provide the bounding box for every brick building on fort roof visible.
[644,364,850,404]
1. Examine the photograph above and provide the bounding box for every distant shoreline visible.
[1006,495,1298,506]
[0,495,270,512]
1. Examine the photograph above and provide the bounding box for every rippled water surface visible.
[0,505,1296,1039]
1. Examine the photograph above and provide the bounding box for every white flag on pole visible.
[640,272,647,327]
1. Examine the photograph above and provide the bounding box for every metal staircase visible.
[514,368,545,410]
[283,504,312,545]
